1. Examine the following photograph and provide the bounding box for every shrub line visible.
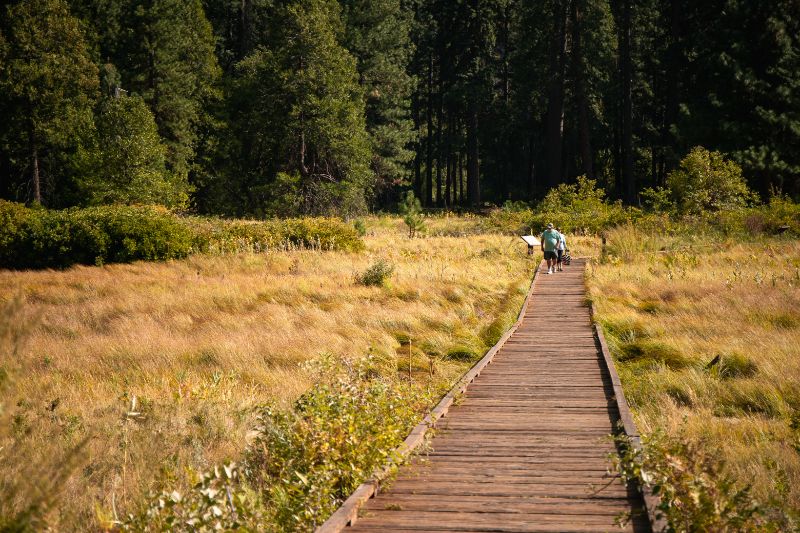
[316,261,543,533]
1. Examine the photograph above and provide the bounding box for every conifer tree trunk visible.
[572,0,594,178]
[620,0,635,203]
[31,144,41,204]
[413,93,422,199]
[29,125,41,204]
[545,0,569,188]
[662,0,682,185]
[459,152,465,206]
[425,53,434,206]
[527,131,536,196]
[436,75,443,206]
[466,100,480,206]
[445,111,452,207]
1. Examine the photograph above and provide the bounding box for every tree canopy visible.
[0,0,798,213]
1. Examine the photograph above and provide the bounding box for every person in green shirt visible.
[540,223,562,274]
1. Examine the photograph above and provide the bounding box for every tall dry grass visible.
[589,226,800,519]
[0,217,535,529]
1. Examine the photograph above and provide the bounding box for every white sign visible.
[521,235,540,247]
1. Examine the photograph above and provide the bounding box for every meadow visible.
[0,215,536,530]
[589,225,800,527]
[3,206,800,530]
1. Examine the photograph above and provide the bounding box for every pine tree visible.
[231,0,372,216]
[340,0,416,204]
[121,0,221,180]
[76,95,190,207]
[0,0,98,205]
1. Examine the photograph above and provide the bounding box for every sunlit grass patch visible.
[590,228,800,520]
[0,216,536,530]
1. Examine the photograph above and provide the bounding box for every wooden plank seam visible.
[316,260,545,533]
[588,281,667,533]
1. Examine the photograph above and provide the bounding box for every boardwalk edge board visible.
[587,279,667,533]
[315,261,544,533]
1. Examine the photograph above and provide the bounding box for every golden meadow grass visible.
[0,216,536,529]
[588,226,800,515]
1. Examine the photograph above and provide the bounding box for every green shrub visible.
[667,147,758,215]
[353,218,367,236]
[0,201,193,269]
[483,202,535,235]
[398,191,425,237]
[121,463,265,531]
[189,217,364,255]
[532,176,632,234]
[357,259,394,287]
[0,202,364,270]
[484,177,632,235]
[614,430,786,532]
[245,356,429,530]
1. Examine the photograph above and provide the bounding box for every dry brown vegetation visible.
[589,226,800,519]
[0,216,536,529]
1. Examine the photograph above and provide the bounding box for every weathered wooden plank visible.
[321,260,652,533]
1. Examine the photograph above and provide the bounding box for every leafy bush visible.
[614,430,786,532]
[121,463,265,532]
[532,176,632,234]
[357,259,394,286]
[398,191,425,237]
[484,201,535,235]
[353,218,367,236]
[0,202,364,269]
[188,217,364,255]
[483,177,632,235]
[245,356,430,530]
[0,201,194,269]
[667,147,758,214]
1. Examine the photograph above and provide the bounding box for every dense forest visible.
[0,0,798,216]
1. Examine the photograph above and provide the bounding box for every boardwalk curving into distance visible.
[323,259,651,533]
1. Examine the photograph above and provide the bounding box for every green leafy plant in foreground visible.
[613,430,789,532]
[120,463,263,532]
[245,356,430,530]
[123,356,430,531]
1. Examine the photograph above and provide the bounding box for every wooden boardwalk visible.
[344,259,650,533]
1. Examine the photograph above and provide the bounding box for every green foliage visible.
[340,0,416,192]
[0,0,98,204]
[245,356,429,530]
[483,202,535,235]
[357,259,394,287]
[230,0,372,217]
[121,0,221,178]
[533,176,630,234]
[76,95,190,208]
[640,186,675,213]
[614,430,785,532]
[189,217,365,254]
[0,202,364,269]
[667,147,758,215]
[352,218,367,236]
[121,463,264,532]
[0,201,194,269]
[398,191,425,237]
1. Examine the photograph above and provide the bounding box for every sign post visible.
[520,235,540,255]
